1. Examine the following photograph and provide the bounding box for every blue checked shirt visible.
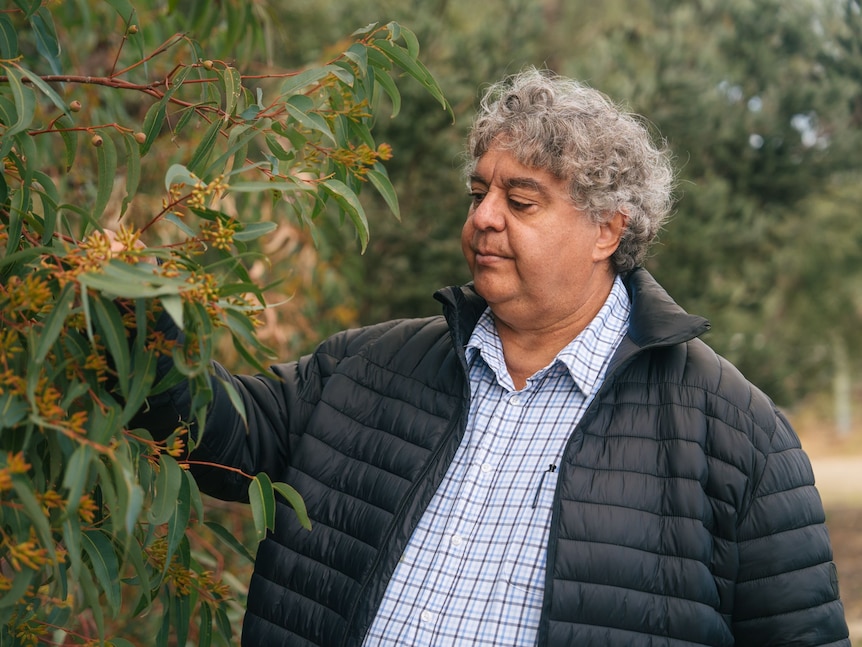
[363,277,631,646]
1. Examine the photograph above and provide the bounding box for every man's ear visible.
[593,210,628,262]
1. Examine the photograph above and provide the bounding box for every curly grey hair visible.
[466,68,675,273]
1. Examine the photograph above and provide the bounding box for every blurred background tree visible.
[280,0,861,421]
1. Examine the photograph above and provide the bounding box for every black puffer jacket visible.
[143,268,849,646]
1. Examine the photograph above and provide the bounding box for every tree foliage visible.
[305,0,862,406]
[0,1,449,644]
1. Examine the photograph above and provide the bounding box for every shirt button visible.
[420,610,433,623]
[480,463,492,473]
[450,534,463,546]
[509,394,522,405]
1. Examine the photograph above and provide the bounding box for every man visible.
[138,68,850,645]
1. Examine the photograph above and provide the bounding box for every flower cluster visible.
[147,537,231,600]
[327,142,394,179]
[200,217,239,251]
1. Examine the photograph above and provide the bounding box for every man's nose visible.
[471,192,506,231]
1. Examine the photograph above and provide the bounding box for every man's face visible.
[461,146,619,332]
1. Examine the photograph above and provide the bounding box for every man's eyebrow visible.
[468,173,552,198]
[503,176,549,197]
[468,173,488,187]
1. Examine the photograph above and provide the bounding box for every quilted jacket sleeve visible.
[130,313,405,502]
[731,407,849,646]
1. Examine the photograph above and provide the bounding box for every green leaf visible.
[61,445,93,521]
[0,393,28,431]
[82,530,122,616]
[119,343,157,427]
[89,405,120,449]
[366,165,400,220]
[374,39,431,83]
[279,65,336,96]
[214,377,248,430]
[77,562,105,636]
[55,114,78,171]
[13,0,41,19]
[0,14,18,59]
[373,39,450,116]
[2,65,36,138]
[122,524,152,599]
[62,516,83,582]
[320,178,369,252]
[119,463,145,535]
[272,481,311,531]
[78,261,188,300]
[165,163,198,192]
[169,575,191,646]
[232,221,277,242]
[163,472,191,573]
[104,0,136,23]
[394,22,420,58]
[30,8,62,74]
[187,118,222,176]
[32,170,60,243]
[4,166,25,253]
[108,639,139,647]
[92,293,131,396]
[203,121,268,178]
[263,133,294,162]
[204,521,255,563]
[11,475,56,564]
[149,454,184,525]
[17,65,70,119]
[284,97,335,144]
[369,64,401,118]
[344,43,368,77]
[161,294,184,329]
[329,64,355,87]
[248,472,276,542]
[140,66,192,155]
[164,212,197,238]
[183,468,204,525]
[32,282,75,365]
[93,131,118,219]
[220,66,243,119]
[224,308,275,363]
[352,21,379,37]
[198,601,213,647]
[141,100,167,155]
[0,570,34,609]
[214,606,232,644]
[385,21,401,42]
[121,132,142,217]
[227,178,313,195]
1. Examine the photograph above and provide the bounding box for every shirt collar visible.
[465,276,631,395]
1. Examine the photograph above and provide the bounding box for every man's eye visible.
[509,199,531,210]
[469,192,485,205]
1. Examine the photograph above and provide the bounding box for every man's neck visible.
[493,279,616,390]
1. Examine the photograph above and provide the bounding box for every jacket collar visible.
[434,267,710,357]
[622,267,710,347]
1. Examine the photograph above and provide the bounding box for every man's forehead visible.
[470,161,559,199]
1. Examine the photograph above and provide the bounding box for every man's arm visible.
[732,410,849,646]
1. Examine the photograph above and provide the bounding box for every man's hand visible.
[93,227,157,265]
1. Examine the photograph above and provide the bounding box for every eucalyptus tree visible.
[0,1,448,643]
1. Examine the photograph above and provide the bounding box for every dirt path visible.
[811,455,862,508]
